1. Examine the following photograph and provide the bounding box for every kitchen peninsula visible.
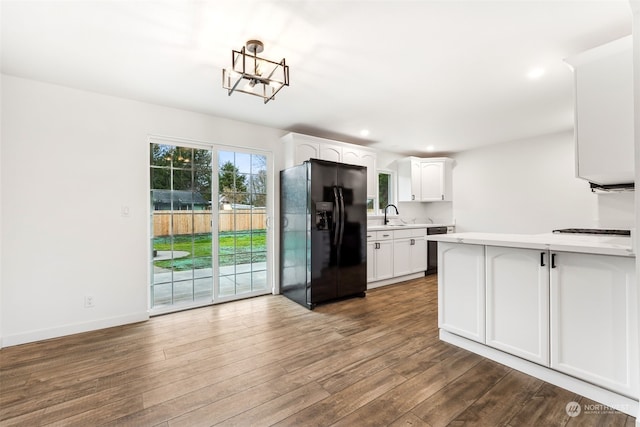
[428,231,638,416]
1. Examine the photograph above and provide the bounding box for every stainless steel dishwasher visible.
[426,226,448,275]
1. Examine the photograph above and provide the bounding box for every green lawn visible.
[154,231,267,270]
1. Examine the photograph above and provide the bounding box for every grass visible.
[154,231,267,270]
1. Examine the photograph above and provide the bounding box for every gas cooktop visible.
[552,228,631,236]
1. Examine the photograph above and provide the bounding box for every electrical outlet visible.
[84,296,95,308]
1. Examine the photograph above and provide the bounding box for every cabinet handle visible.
[551,253,556,269]
[540,252,545,267]
[375,242,380,249]
[410,238,415,245]
[411,195,415,200]
[441,194,444,201]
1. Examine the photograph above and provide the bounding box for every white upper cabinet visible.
[397,157,453,202]
[282,132,377,199]
[565,36,633,186]
[342,147,377,199]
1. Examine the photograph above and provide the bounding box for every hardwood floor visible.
[0,276,635,426]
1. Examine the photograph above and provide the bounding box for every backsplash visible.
[596,192,635,229]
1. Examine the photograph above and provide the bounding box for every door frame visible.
[147,134,275,315]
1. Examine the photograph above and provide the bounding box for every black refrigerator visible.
[280,159,367,309]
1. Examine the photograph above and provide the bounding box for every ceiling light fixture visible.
[222,40,290,104]
[360,129,370,137]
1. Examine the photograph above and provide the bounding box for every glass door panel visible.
[150,143,213,310]
[218,150,269,298]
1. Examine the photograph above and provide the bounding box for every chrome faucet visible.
[384,204,399,225]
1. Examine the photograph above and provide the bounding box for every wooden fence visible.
[153,209,266,236]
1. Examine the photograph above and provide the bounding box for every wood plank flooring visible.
[0,276,635,426]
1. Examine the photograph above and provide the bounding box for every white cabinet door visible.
[438,242,485,343]
[361,152,377,200]
[550,251,638,397]
[367,231,394,282]
[394,229,427,276]
[366,240,375,282]
[566,36,633,185]
[374,240,394,281]
[486,246,549,366]
[294,142,320,166]
[411,236,428,273]
[410,160,421,201]
[420,161,444,201]
[343,147,377,199]
[393,239,412,277]
[320,144,342,163]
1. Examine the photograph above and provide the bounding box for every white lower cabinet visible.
[438,242,485,343]
[366,231,394,282]
[393,229,428,276]
[485,246,549,366]
[550,251,638,397]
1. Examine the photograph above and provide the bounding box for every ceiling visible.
[0,1,633,156]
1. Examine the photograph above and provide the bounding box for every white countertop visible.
[367,223,452,231]
[427,232,635,257]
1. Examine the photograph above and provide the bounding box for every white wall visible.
[449,131,634,233]
[1,75,285,346]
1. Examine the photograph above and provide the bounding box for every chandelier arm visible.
[223,40,288,103]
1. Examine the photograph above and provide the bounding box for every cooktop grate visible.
[552,228,631,236]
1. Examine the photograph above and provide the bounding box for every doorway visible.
[149,139,272,313]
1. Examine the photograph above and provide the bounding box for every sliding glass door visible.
[218,151,269,298]
[149,140,271,313]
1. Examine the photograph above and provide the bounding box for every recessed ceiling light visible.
[360,129,370,137]
[527,67,545,79]
[426,145,435,152]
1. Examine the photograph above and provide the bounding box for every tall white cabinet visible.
[397,157,453,202]
[282,132,377,199]
[485,246,549,366]
[550,251,638,397]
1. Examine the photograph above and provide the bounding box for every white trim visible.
[148,134,272,154]
[149,290,272,316]
[374,168,397,216]
[367,272,425,289]
[2,311,149,348]
[440,330,639,417]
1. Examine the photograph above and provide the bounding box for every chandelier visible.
[222,40,290,104]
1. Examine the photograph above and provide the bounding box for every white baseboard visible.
[1,311,150,347]
[367,272,426,289]
[440,330,639,418]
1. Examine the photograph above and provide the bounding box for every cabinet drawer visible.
[367,230,394,240]
[393,228,426,239]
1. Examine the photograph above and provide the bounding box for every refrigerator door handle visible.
[338,186,345,246]
[332,186,341,246]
